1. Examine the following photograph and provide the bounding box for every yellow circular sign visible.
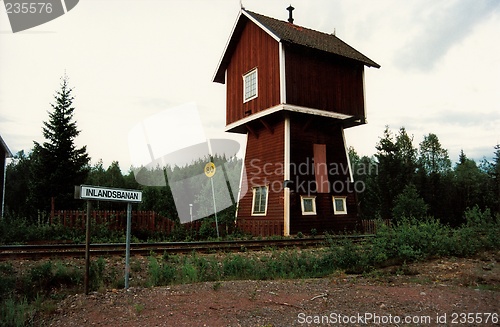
[204,162,216,178]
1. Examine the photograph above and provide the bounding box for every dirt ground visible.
[43,251,499,327]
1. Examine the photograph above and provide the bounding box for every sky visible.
[1,0,499,172]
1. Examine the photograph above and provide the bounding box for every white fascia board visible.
[282,104,353,120]
[0,135,12,158]
[279,42,286,104]
[225,104,284,132]
[225,104,354,132]
[341,127,354,183]
[241,10,281,42]
[362,68,367,122]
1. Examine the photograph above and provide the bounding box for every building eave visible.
[225,104,359,134]
[0,135,12,158]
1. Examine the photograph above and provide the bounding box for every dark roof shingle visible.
[245,10,380,68]
[213,9,380,83]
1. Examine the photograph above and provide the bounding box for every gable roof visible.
[213,9,380,84]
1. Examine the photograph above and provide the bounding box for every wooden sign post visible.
[75,185,142,293]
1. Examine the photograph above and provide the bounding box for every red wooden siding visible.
[236,218,284,237]
[50,210,202,235]
[236,118,285,235]
[226,21,281,125]
[285,45,365,118]
[288,114,361,234]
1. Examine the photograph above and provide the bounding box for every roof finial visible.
[286,5,294,24]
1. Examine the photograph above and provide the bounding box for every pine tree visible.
[416,133,452,223]
[31,74,90,212]
[375,126,417,219]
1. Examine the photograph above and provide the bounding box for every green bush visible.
[371,217,446,262]
[0,263,16,299]
[199,218,218,239]
[222,254,254,279]
[148,256,176,286]
[325,238,371,273]
[89,257,106,291]
[392,184,428,222]
[0,297,34,327]
[192,255,220,281]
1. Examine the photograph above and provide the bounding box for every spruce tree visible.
[31,75,90,212]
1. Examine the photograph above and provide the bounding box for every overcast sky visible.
[1,0,499,171]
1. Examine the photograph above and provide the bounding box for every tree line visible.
[350,127,500,226]
[4,76,500,228]
[3,75,240,230]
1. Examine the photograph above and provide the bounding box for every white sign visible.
[77,185,142,203]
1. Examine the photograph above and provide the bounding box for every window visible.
[243,68,258,102]
[252,185,268,215]
[333,196,347,215]
[301,196,316,215]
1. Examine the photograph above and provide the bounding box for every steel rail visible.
[0,235,372,260]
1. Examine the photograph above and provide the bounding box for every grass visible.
[1,207,499,326]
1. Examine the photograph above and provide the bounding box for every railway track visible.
[0,235,372,260]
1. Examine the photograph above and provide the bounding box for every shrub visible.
[0,297,34,327]
[392,184,428,223]
[327,238,370,273]
[222,254,254,279]
[199,218,218,239]
[0,263,16,298]
[89,257,106,291]
[148,256,176,286]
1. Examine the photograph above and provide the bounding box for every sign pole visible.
[84,200,91,295]
[210,176,220,239]
[125,202,132,289]
[204,162,219,239]
[76,185,142,292]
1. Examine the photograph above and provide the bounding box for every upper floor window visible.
[243,68,258,102]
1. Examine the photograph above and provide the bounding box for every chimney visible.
[286,5,294,24]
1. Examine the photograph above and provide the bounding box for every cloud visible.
[395,0,500,71]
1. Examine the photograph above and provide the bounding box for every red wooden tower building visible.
[213,7,380,236]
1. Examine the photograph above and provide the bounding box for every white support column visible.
[283,115,291,236]
[341,127,354,183]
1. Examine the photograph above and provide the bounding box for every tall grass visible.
[146,206,500,286]
[1,206,498,326]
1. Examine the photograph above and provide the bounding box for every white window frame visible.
[251,185,268,216]
[243,68,258,103]
[300,196,317,215]
[332,196,347,215]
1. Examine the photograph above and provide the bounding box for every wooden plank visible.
[226,20,280,126]
[285,45,365,118]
